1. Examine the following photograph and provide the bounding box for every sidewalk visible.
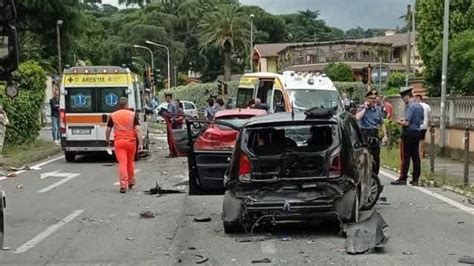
[39,126,52,142]
[423,156,474,185]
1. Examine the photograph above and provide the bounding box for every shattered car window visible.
[247,124,338,156]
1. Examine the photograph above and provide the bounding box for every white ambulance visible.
[59,66,150,162]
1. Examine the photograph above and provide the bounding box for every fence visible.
[388,96,474,128]
[424,96,474,127]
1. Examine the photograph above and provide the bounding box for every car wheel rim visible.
[368,178,378,204]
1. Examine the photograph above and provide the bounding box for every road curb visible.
[381,164,473,198]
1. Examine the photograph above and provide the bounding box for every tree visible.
[416,0,473,94]
[198,5,250,81]
[281,10,341,42]
[324,62,353,82]
[384,72,406,96]
[448,30,474,95]
[16,0,84,73]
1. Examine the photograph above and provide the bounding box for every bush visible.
[384,118,402,149]
[159,81,369,110]
[324,62,354,82]
[384,72,406,96]
[158,81,239,111]
[0,61,47,146]
[333,81,367,103]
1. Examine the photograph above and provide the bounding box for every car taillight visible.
[238,153,251,182]
[60,109,66,134]
[329,152,341,178]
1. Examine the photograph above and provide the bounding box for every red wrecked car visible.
[185,109,267,194]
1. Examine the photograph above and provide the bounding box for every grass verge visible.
[2,139,62,168]
[380,147,474,193]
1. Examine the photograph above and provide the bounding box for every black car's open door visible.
[186,118,240,195]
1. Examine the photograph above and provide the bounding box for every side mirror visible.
[0,23,19,80]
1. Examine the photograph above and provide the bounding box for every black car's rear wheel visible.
[362,174,382,211]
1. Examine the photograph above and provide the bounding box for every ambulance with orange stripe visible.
[59,66,150,162]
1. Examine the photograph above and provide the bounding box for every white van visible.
[236,71,343,112]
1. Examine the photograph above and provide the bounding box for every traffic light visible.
[149,68,155,86]
[361,65,372,84]
[217,80,223,95]
[223,82,228,95]
[143,70,150,88]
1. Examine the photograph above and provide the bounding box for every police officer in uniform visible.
[355,89,388,179]
[391,87,424,186]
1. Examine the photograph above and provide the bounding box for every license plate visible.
[72,128,91,135]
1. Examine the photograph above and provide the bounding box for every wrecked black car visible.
[221,108,375,233]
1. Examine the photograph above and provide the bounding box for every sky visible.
[101,0,413,30]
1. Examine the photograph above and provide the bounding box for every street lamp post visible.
[250,14,255,73]
[133,44,154,70]
[145,40,171,90]
[56,20,63,76]
[132,56,149,69]
[439,0,450,150]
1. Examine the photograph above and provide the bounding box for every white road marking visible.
[380,170,474,215]
[114,169,141,186]
[30,156,64,170]
[1,156,64,181]
[13,209,85,254]
[40,170,79,180]
[37,174,81,193]
[260,240,277,254]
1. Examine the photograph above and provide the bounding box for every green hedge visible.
[158,81,368,110]
[0,61,47,146]
[158,81,239,111]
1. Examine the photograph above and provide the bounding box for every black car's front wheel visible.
[361,174,382,211]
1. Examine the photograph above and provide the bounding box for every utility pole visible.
[379,57,382,90]
[405,4,411,87]
[56,20,63,76]
[250,14,255,72]
[412,0,417,75]
[439,0,450,150]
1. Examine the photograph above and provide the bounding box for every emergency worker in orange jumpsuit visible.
[106,97,143,193]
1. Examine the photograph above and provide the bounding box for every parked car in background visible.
[185,109,267,194]
[182,100,199,118]
[155,100,198,123]
[216,107,375,233]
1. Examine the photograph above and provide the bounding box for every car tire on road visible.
[361,174,382,211]
[65,152,76,162]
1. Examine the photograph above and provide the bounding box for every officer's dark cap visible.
[365,89,379,98]
[164,93,173,98]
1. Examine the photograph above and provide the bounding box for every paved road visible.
[0,135,473,265]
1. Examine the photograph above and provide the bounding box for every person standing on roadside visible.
[50,91,61,144]
[164,93,178,157]
[382,96,393,119]
[0,104,9,162]
[355,90,388,179]
[205,98,216,121]
[391,87,424,186]
[106,97,142,193]
[415,94,431,158]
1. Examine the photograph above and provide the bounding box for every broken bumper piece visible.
[343,210,389,254]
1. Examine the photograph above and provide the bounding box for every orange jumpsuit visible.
[108,109,138,189]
